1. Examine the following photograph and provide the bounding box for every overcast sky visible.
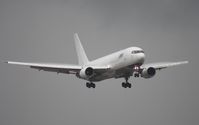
[0,0,199,125]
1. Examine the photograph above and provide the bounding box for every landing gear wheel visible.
[134,73,138,77]
[86,82,96,88]
[86,82,91,88]
[127,83,132,88]
[122,82,126,88]
[122,82,131,88]
[122,82,127,88]
[122,77,132,88]
[91,83,96,88]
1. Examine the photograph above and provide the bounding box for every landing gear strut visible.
[122,77,132,88]
[86,82,96,88]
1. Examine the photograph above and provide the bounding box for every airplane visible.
[5,33,188,88]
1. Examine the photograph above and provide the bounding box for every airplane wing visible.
[5,61,81,74]
[141,61,188,70]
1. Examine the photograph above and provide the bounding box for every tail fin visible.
[74,33,89,66]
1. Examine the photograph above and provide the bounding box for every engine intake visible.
[85,67,93,76]
[79,67,94,79]
[141,67,156,78]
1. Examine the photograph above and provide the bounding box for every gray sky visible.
[0,0,199,125]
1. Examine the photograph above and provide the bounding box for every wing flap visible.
[5,61,81,74]
[141,61,188,70]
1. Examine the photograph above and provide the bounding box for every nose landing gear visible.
[133,65,141,78]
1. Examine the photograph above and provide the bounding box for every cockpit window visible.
[131,50,144,54]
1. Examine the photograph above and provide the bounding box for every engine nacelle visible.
[79,67,94,79]
[141,67,156,78]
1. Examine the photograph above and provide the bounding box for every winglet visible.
[183,61,189,64]
[74,33,89,66]
[2,60,8,64]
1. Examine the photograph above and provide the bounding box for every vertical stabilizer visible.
[74,33,89,66]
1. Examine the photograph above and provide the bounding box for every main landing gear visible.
[86,82,96,88]
[122,77,132,88]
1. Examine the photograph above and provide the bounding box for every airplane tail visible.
[74,33,89,66]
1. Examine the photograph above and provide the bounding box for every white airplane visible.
[5,33,188,88]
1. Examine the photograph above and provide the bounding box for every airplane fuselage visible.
[83,47,145,81]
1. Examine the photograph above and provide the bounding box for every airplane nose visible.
[138,53,145,63]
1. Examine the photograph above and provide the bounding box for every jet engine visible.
[141,67,156,78]
[79,67,94,79]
